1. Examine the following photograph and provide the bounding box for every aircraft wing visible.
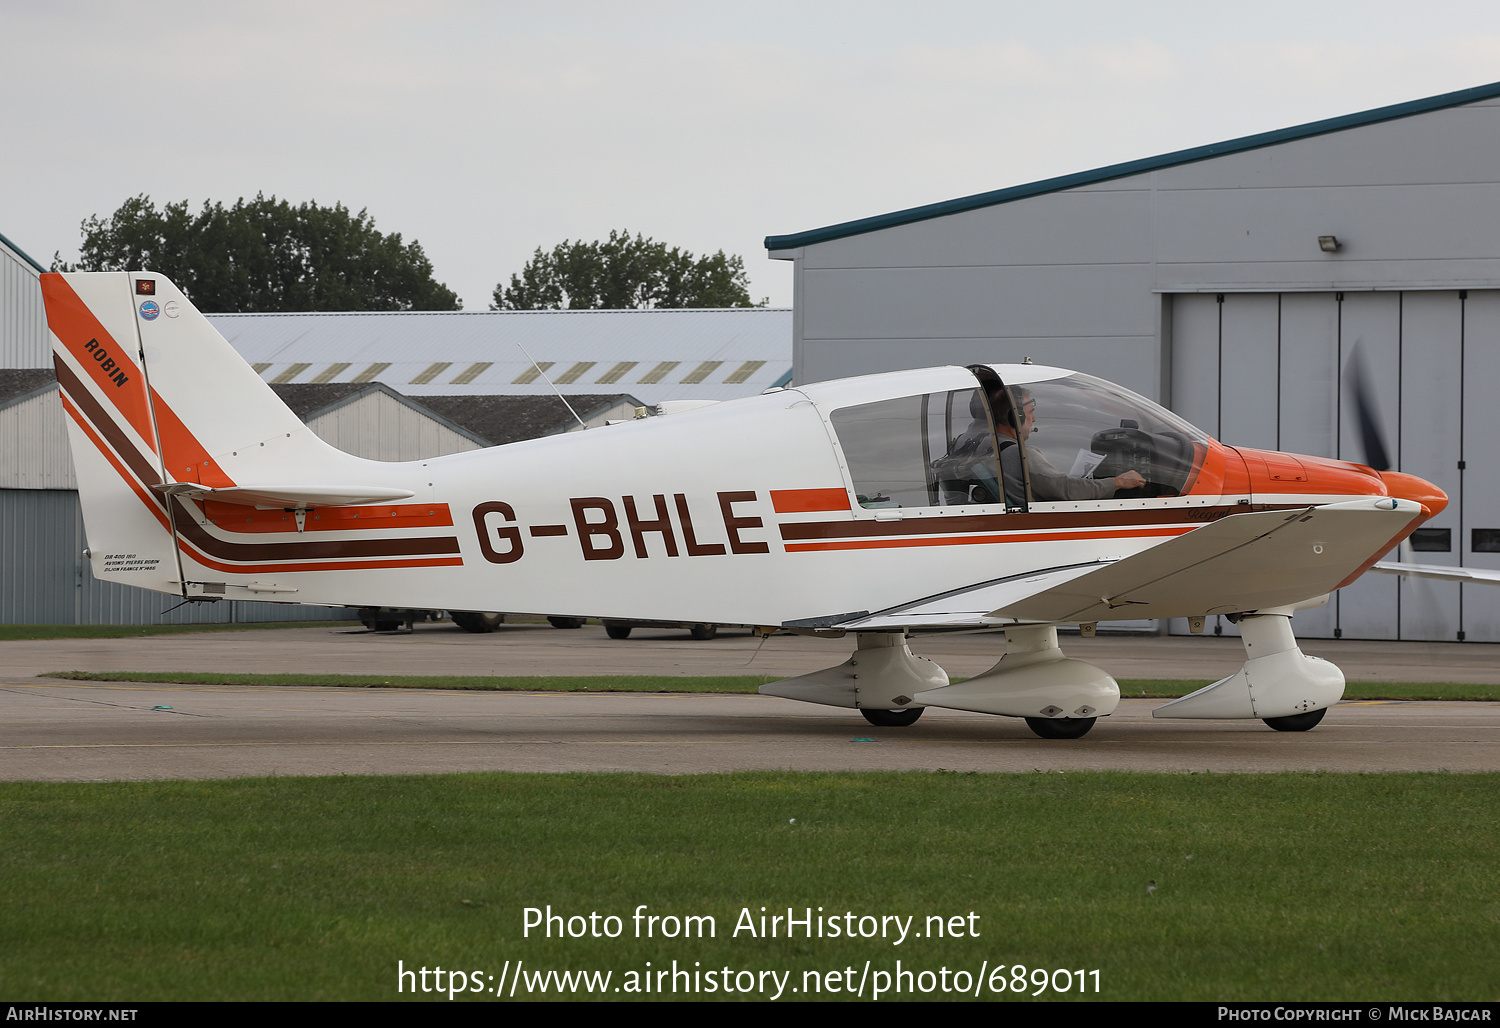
[838,562,1113,630]
[832,497,1424,630]
[1369,561,1500,585]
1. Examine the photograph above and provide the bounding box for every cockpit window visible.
[1003,373,1208,500]
[830,389,1006,509]
[829,371,1207,509]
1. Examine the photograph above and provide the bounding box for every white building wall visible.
[303,392,483,462]
[0,236,47,369]
[0,391,76,489]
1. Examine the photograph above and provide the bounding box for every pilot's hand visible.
[1113,469,1147,490]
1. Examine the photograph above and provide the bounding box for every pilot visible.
[934,391,1005,504]
[994,386,1146,501]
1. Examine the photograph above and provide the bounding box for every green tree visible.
[56,194,460,312]
[492,230,765,310]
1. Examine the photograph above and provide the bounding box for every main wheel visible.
[604,622,633,640]
[1024,716,1097,739]
[689,624,718,640]
[451,611,505,633]
[1263,708,1327,732]
[861,707,924,727]
[548,616,585,629]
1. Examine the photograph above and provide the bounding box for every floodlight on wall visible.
[1318,235,1341,253]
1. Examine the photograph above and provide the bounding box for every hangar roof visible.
[268,381,492,448]
[764,79,1500,251]
[416,393,642,447]
[206,306,792,406]
[0,368,57,407]
[0,230,45,274]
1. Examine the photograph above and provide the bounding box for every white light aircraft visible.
[42,272,1496,739]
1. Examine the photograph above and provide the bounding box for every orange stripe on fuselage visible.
[202,501,456,534]
[771,488,851,513]
[42,275,156,450]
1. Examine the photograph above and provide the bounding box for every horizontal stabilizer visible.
[155,483,416,508]
[1369,561,1500,585]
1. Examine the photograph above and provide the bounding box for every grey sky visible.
[5,1,1500,308]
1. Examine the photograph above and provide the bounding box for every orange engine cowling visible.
[1378,470,1449,520]
[1219,447,1447,586]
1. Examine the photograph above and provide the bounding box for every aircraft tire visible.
[452,611,505,633]
[605,623,633,639]
[1262,708,1327,732]
[548,616,585,629]
[689,624,718,640]
[1024,716,1097,740]
[860,707,924,727]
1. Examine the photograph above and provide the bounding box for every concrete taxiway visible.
[2,622,1497,780]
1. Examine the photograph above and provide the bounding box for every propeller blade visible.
[1345,341,1392,472]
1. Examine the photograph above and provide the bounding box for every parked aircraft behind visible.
[42,272,1495,739]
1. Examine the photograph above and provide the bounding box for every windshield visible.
[1003,373,1208,500]
[828,370,1208,510]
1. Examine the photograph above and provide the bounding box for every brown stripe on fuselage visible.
[778,504,1304,541]
[171,497,462,562]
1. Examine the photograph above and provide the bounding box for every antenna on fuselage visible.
[515,340,587,430]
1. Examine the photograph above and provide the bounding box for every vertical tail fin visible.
[46,272,184,596]
[44,271,433,601]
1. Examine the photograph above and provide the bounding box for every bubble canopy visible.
[826,366,1209,510]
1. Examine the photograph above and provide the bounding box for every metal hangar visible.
[766,81,1500,642]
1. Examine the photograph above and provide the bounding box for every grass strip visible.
[41,669,1500,701]
[1,771,1496,1001]
[0,621,361,641]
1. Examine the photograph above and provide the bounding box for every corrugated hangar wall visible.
[0,490,346,625]
[0,234,46,369]
[1169,289,1500,643]
[769,83,1500,642]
